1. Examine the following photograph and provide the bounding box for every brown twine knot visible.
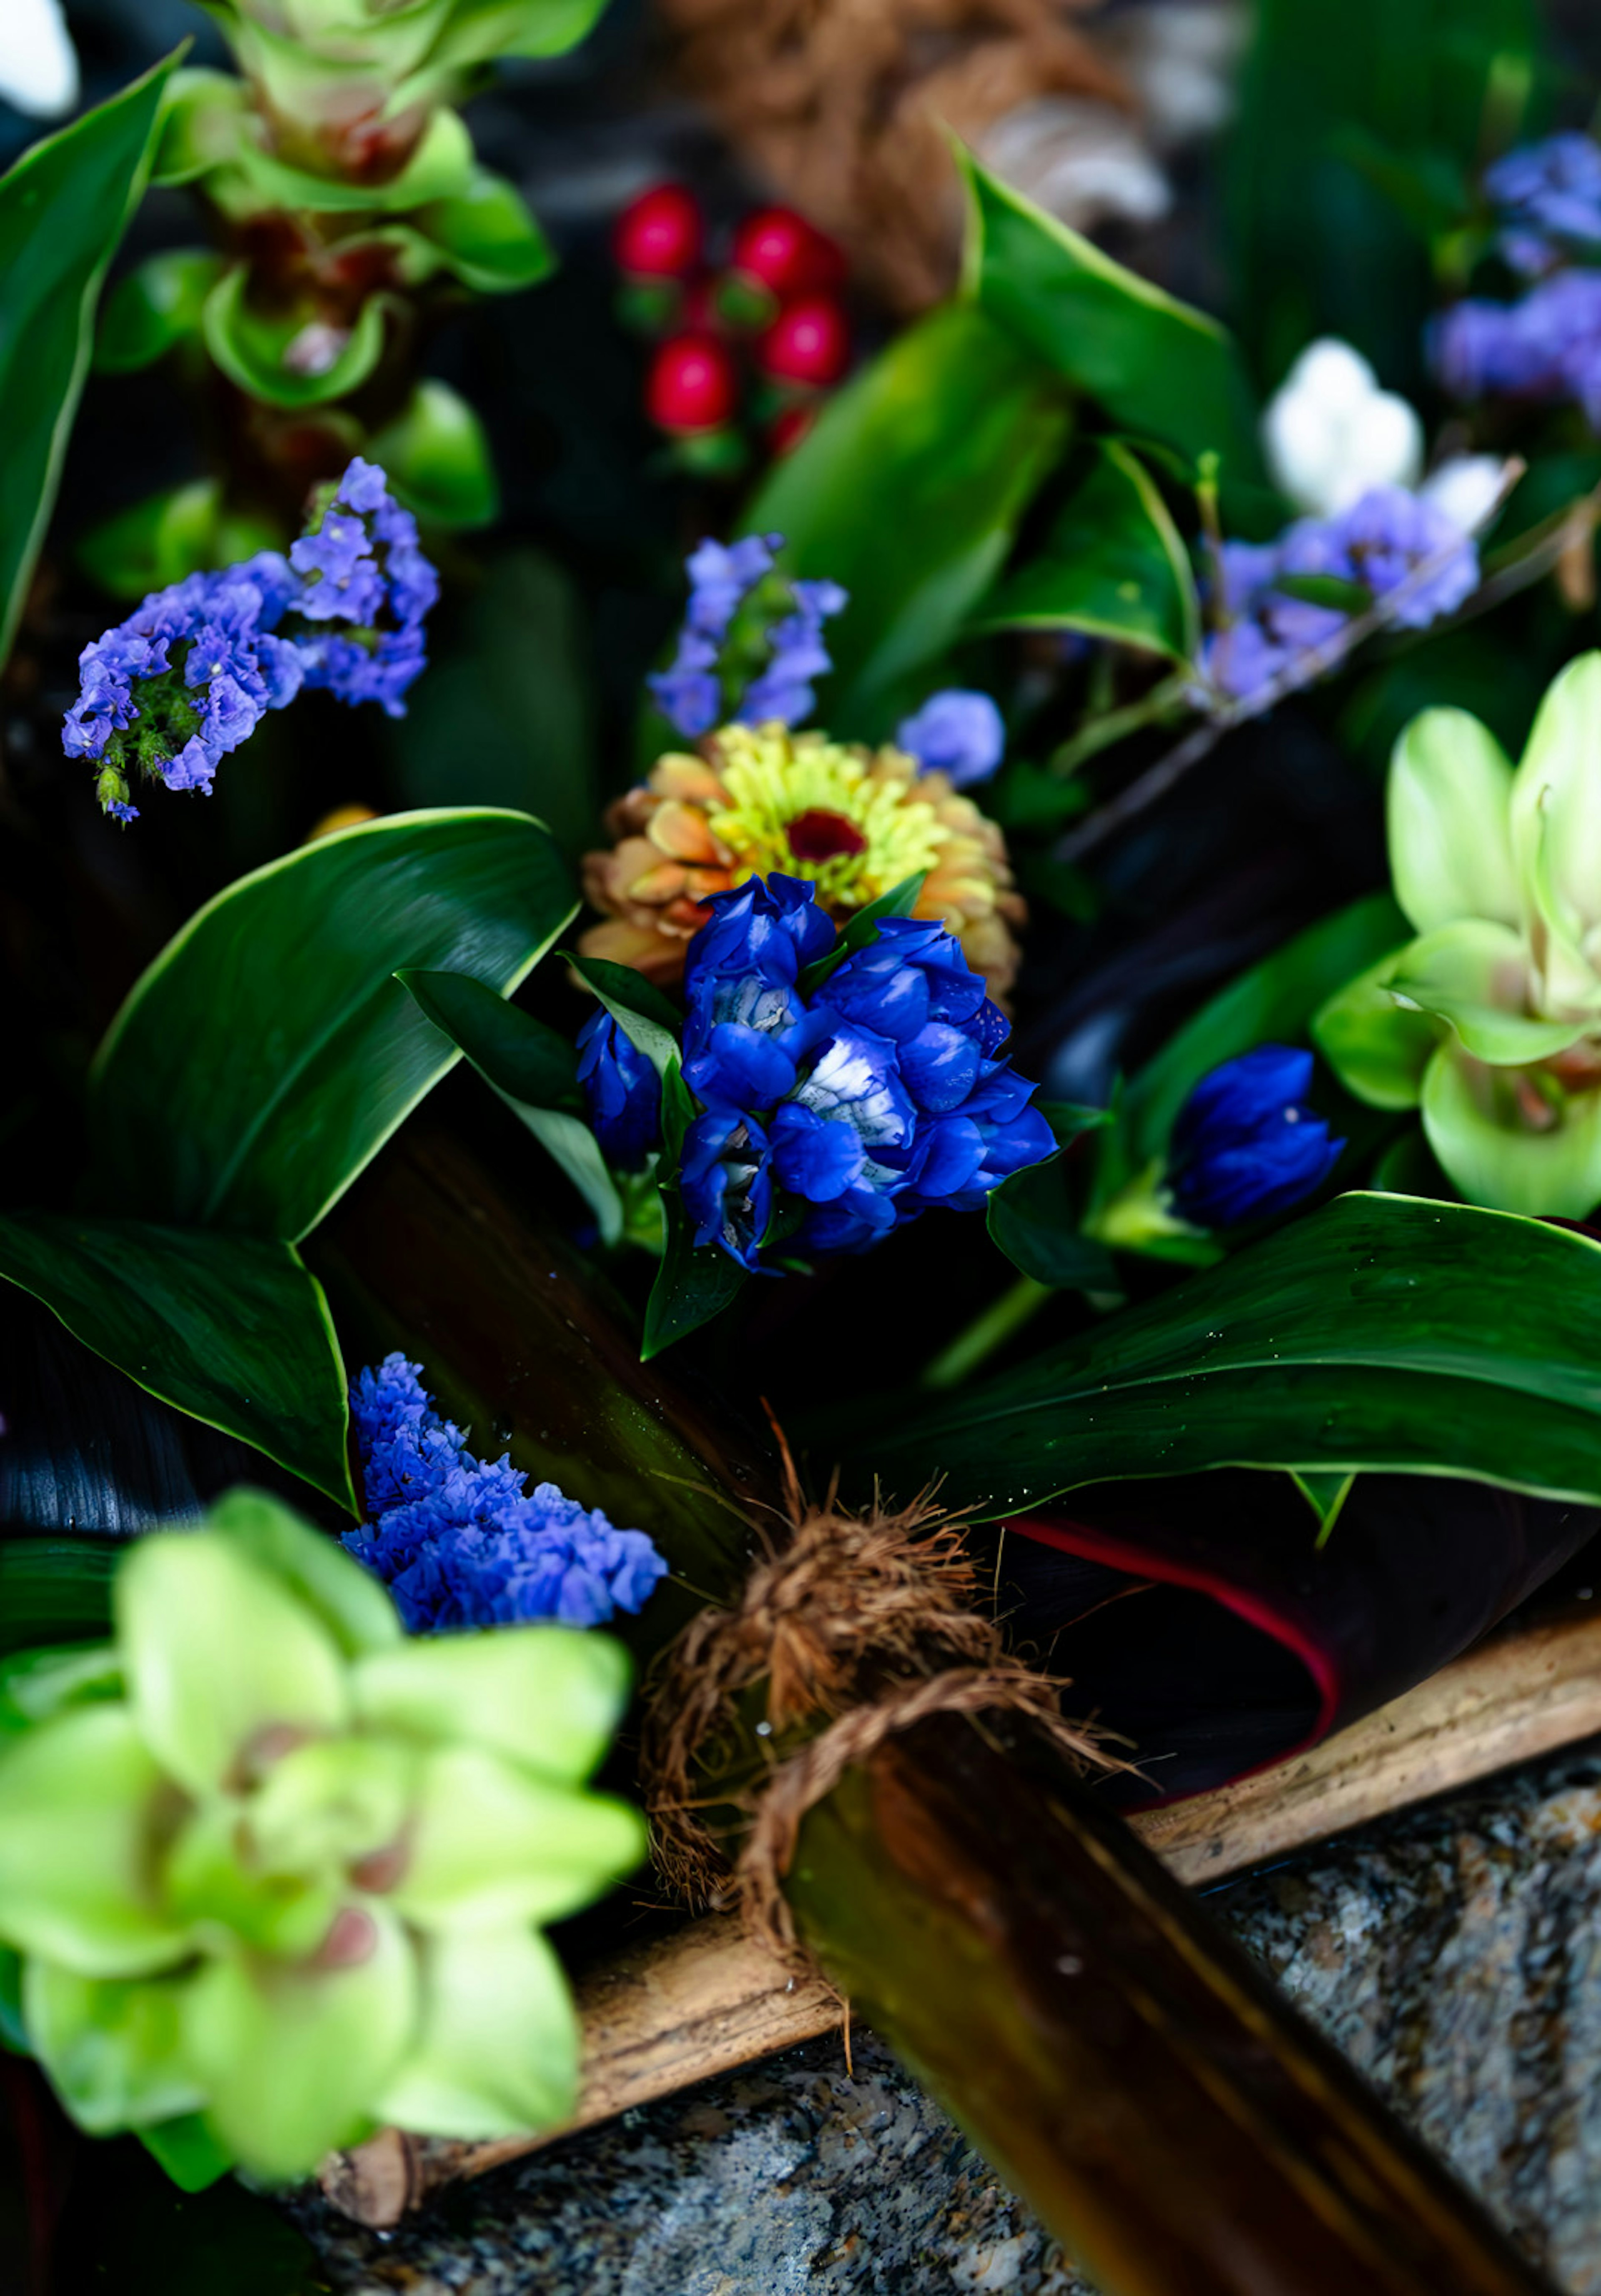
[640,1442,1112,1956]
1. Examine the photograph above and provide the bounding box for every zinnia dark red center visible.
[786,808,866,862]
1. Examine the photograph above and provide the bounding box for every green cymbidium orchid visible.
[1316,652,1601,1217]
[0,1491,644,2185]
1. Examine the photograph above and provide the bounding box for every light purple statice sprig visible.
[1201,484,1480,701]
[343,1353,668,1634]
[647,533,848,739]
[63,457,438,821]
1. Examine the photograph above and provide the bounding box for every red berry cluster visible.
[613,185,851,471]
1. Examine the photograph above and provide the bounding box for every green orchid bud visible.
[0,1489,644,2184]
[1315,652,1601,1217]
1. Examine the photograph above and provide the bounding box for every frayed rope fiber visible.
[640,1453,1113,1955]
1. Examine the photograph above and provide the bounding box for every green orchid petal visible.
[1385,920,1581,1066]
[207,1491,402,1660]
[1512,651,1601,960]
[377,1923,578,2139]
[118,1532,349,1798]
[178,1907,418,2182]
[354,1629,632,1784]
[1388,707,1519,935]
[0,1707,189,1977]
[246,1736,416,1876]
[391,1746,645,1932]
[1422,1045,1601,1218]
[24,1961,204,2134]
[1312,955,1437,1110]
[163,1801,339,1960]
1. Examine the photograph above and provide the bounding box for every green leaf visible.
[642,1189,747,1360]
[961,150,1262,487]
[1114,892,1410,1181]
[987,1157,1119,1292]
[1271,573,1373,613]
[0,1216,354,1511]
[743,303,1070,733]
[95,249,223,373]
[797,873,926,995]
[88,810,575,1243]
[139,2113,234,2192]
[568,953,683,1081]
[415,167,553,296]
[1290,1468,1358,1547]
[399,968,625,1246]
[368,379,499,529]
[0,1542,117,1656]
[76,478,280,602]
[974,441,1201,662]
[201,263,395,410]
[867,1193,1601,1516]
[0,50,183,670]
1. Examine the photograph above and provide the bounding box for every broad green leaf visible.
[744,302,1070,732]
[962,150,1261,486]
[0,1542,117,1657]
[88,810,575,1243]
[867,1193,1601,1516]
[642,1189,747,1361]
[0,1218,352,1511]
[0,51,182,669]
[368,379,499,529]
[399,968,624,1245]
[568,952,683,1081]
[974,441,1201,662]
[1117,892,1409,1177]
[95,249,223,374]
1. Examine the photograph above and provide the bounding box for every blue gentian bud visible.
[576,1011,663,1170]
[1169,1046,1344,1229]
[895,689,1006,789]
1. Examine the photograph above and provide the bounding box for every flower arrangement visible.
[9,9,1601,2291]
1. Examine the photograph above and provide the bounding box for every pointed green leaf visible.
[974,441,1201,662]
[642,1188,748,1360]
[743,303,1070,732]
[567,952,683,1080]
[0,1216,353,1510]
[866,1193,1601,1515]
[962,149,1262,483]
[987,1156,1118,1292]
[88,810,576,1243]
[0,50,184,669]
[138,2111,234,2191]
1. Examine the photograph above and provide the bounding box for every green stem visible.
[1048,671,1191,779]
[921,1275,1051,1392]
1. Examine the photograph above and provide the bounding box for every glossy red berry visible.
[615,183,703,279]
[758,296,850,388]
[646,333,738,434]
[732,207,846,299]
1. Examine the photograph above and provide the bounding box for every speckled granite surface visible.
[289,1743,1601,2295]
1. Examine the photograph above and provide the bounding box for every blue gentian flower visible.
[63,459,437,819]
[344,1354,668,1632]
[1169,1045,1344,1229]
[659,876,1054,1267]
[1202,486,1479,700]
[577,1010,662,1168]
[648,537,849,737]
[895,690,1006,788]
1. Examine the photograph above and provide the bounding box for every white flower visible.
[0,0,78,119]
[1261,338,1423,518]
[1419,454,1508,537]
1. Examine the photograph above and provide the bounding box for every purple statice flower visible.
[894,690,1006,789]
[648,534,781,737]
[344,1353,668,1633]
[576,1008,662,1168]
[1200,486,1479,701]
[667,877,1053,1268]
[1484,132,1601,270]
[1169,1045,1343,1228]
[737,577,848,727]
[63,459,439,818]
[1433,267,1601,430]
[291,457,439,718]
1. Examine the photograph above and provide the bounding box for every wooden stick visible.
[322,1597,1601,2227]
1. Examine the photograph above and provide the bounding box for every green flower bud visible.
[1316,652,1601,1218]
[0,1490,644,2183]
